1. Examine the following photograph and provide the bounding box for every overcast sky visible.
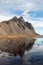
[0,0,43,35]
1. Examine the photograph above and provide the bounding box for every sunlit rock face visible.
[0,37,35,57]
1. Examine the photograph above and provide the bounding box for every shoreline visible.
[0,35,43,38]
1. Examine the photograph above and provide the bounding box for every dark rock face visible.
[24,22,32,29]
[24,22,35,33]
[24,22,35,30]
[11,16,18,22]
[17,16,25,30]
[18,16,25,23]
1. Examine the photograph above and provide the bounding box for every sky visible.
[0,0,43,35]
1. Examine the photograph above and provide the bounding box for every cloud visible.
[28,21,43,27]
[0,0,35,13]
[0,15,20,22]
[0,0,35,21]
[0,15,12,22]
[0,0,43,18]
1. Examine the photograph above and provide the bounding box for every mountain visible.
[0,16,40,54]
[0,16,39,37]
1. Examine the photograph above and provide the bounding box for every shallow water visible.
[0,38,43,65]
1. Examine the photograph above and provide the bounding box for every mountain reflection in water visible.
[1,38,43,65]
[0,37,35,57]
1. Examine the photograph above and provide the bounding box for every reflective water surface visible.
[0,38,43,65]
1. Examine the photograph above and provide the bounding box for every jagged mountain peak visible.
[11,16,18,22]
[18,16,25,23]
[18,16,24,21]
[10,16,25,23]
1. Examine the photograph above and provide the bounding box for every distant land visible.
[0,16,42,38]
